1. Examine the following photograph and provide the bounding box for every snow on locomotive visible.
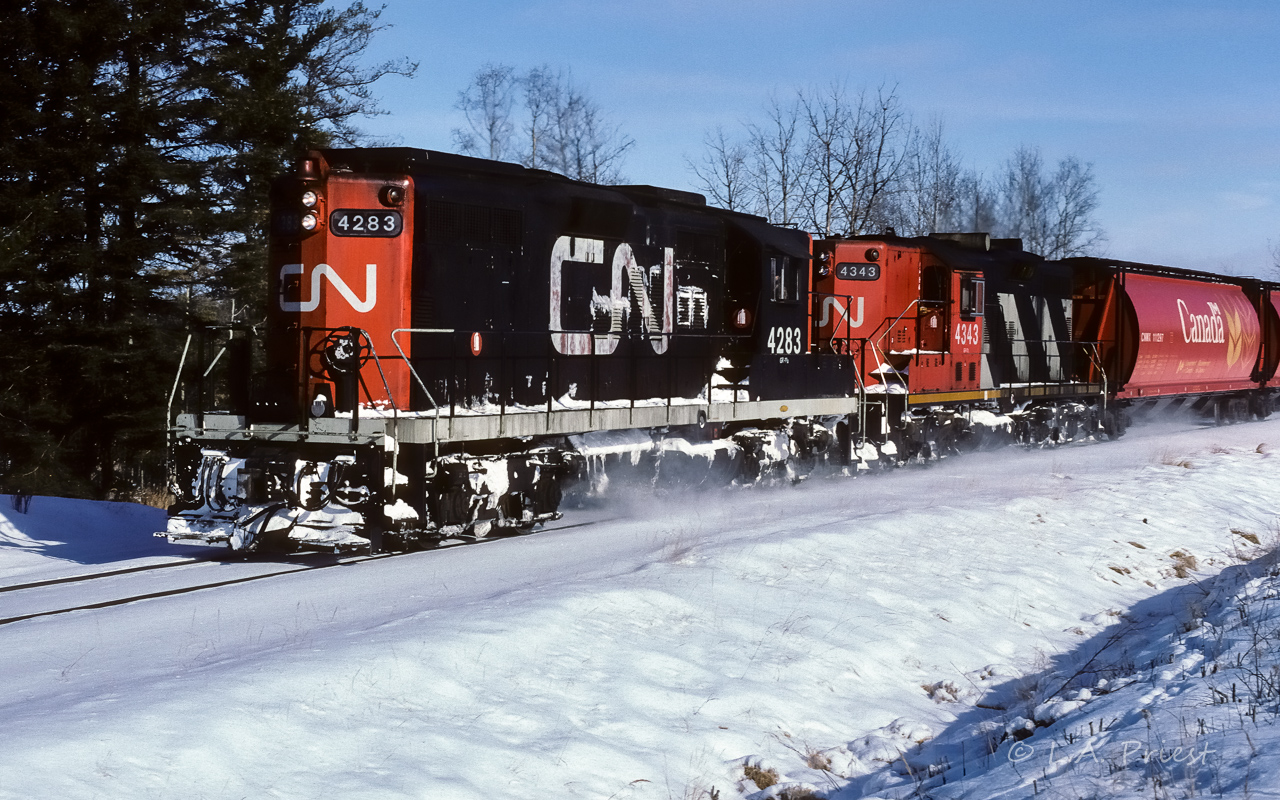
[159,148,1280,552]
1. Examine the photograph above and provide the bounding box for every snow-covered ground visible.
[4,419,1280,799]
[0,496,184,583]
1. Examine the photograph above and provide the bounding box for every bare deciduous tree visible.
[452,63,634,183]
[954,170,1000,234]
[797,82,856,236]
[892,117,964,236]
[686,125,749,211]
[451,63,516,160]
[719,84,912,235]
[687,83,1109,253]
[521,64,557,169]
[746,94,803,226]
[838,85,912,236]
[537,73,634,183]
[998,145,1052,254]
[1047,155,1105,257]
[997,145,1104,257]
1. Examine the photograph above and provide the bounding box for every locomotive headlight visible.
[301,190,318,208]
[301,213,318,231]
[379,186,405,207]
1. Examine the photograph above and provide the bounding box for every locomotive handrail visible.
[867,339,910,395]
[390,327,455,456]
[203,345,228,379]
[807,290,919,353]
[358,329,399,416]
[167,324,263,432]
[166,333,193,433]
[808,289,907,453]
[810,290,865,357]
[394,328,751,423]
[811,290,855,350]
[875,299,921,349]
[806,288,891,455]
[292,325,402,435]
[807,292,1109,446]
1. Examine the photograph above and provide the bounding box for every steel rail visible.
[0,518,613,627]
[0,557,212,594]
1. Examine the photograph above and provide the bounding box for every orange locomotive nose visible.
[271,151,415,412]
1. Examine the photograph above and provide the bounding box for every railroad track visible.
[0,555,215,595]
[0,517,610,627]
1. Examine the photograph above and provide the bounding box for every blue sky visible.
[357,1,1280,274]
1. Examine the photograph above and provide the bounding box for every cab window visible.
[960,275,985,318]
[771,256,801,303]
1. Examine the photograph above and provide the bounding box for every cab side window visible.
[960,275,985,319]
[771,256,801,303]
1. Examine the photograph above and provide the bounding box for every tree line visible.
[686,83,1106,259]
[451,70,1107,258]
[451,63,635,184]
[0,0,412,500]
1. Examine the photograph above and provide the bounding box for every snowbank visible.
[0,494,181,583]
[843,543,1280,799]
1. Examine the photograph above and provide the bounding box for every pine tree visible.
[194,0,415,317]
[0,0,412,499]
[0,0,199,496]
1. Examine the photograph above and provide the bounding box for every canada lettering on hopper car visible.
[1178,299,1225,345]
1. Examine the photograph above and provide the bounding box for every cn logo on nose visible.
[279,263,377,313]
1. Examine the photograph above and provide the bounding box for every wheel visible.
[1101,408,1125,440]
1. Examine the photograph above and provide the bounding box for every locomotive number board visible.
[836,262,880,281]
[330,209,403,237]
